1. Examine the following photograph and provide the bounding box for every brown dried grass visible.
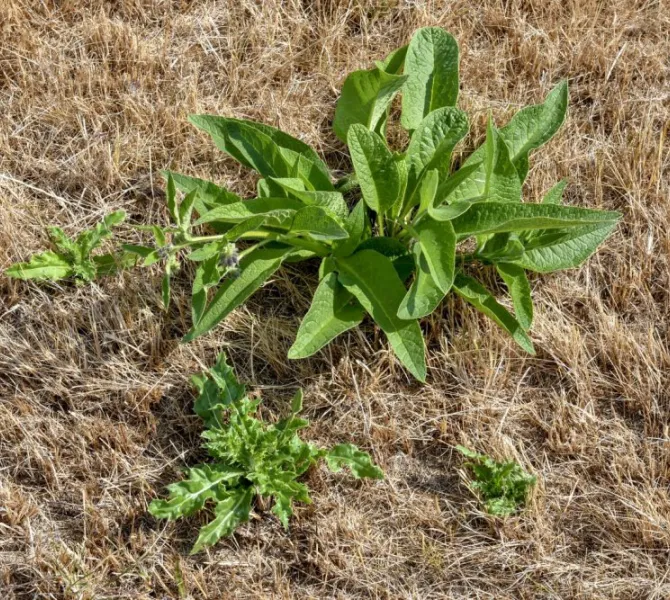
[1,1,669,598]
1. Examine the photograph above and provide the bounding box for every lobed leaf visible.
[325,444,384,479]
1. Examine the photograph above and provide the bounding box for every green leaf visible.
[332,200,367,258]
[178,189,198,230]
[290,389,303,414]
[163,171,241,215]
[195,198,303,227]
[5,251,73,281]
[451,201,621,238]
[166,172,178,223]
[398,245,444,319]
[270,179,348,220]
[495,262,533,330]
[542,179,568,205]
[162,271,171,309]
[347,124,401,215]
[453,273,535,354]
[336,250,426,381]
[188,116,332,191]
[500,81,568,181]
[289,206,348,241]
[406,107,468,198]
[183,245,293,342]
[325,444,383,479]
[333,67,407,142]
[417,169,439,216]
[288,272,365,359]
[191,256,222,325]
[148,464,244,520]
[516,221,619,273]
[378,44,408,74]
[355,237,414,282]
[401,27,459,130]
[413,216,456,294]
[190,486,254,553]
[192,352,246,427]
[77,210,126,257]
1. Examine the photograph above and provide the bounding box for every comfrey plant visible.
[149,354,382,553]
[6,28,621,381]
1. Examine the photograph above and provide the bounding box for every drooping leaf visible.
[288,272,365,359]
[495,262,533,330]
[195,198,303,227]
[453,273,535,354]
[148,465,244,520]
[451,201,621,238]
[325,444,384,479]
[336,250,426,381]
[401,27,459,131]
[333,67,408,142]
[190,486,254,554]
[347,124,401,216]
[184,245,293,342]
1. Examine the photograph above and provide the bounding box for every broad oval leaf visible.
[288,272,365,359]
[335,249,426,381]
[271,178,348,219]
[347,124,401,215]
[398,245,444,320]
[289,206,349,241]
[401,27,459,131]
[414,216,456,294]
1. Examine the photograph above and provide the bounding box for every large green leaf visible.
[516,221,619,273]
[405,107,469,198]
[163,171,241,215]
[288,206,349,241]
[148,465,244,521]
[325,443,384,479]
[453,273,535,354]
[401,27,459,131]
[332,200,367,258]
[195,198,303,227]
[184,245,293,342]
[398,245,444,319]
[191,486,254,554]
[451,201,621,238]
[413,216,456,294]
[288,272,365,359]
[270,178,348,219]
[333,67,407,142]
[500,81,568,181]
[355,237,414,282]
[5,251,73,281]
[347,124,401,215]
[335,250,426,381]
[495,262,533,330]
[188,116,332,190]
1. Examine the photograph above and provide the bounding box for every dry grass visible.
[1,1,669,598]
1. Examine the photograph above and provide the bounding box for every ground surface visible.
[1,1,669,599]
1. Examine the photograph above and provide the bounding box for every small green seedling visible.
[149,354,383,553]
[6,210,127,283]
[456,445,536,517]
[6,27,622,380]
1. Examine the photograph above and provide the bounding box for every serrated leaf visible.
[500,81,568,181]
[398,245,444,319]
[516,221,619,273]
[453,273,535,354]
[183,245,293,342]
[495,262,533,330]
[333,67,407,142]
[452,201,621,238]
[190,486,253,553]
[288,272,365,359]
[401,27,459,130]
[336,249,426,381]
[405,107,468,199]
[148,464,244,520]
[192,353,246,428]
[347,124,401,216]
[289,206,348,241]
[5,251,73,281]
[414,216,456,294]
[325,443,383,479]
